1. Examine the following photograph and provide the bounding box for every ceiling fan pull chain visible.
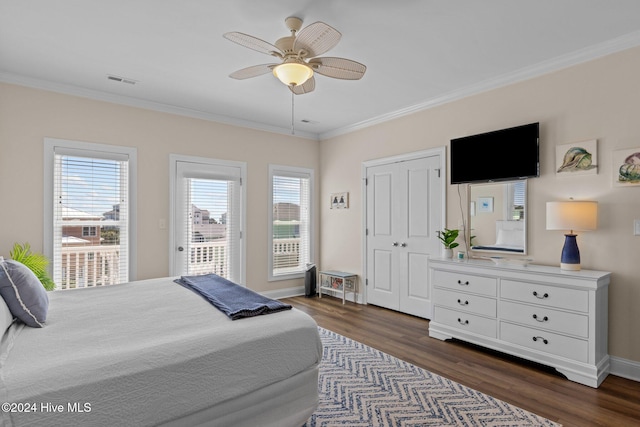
[291,89,295,135]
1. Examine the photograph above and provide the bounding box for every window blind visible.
[513,181,526,206]
[182,176,241,282]
[52,151,129,289]
[271,169,312,277]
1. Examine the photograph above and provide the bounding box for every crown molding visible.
[0,72,319,141]
[3,29,640,143]
[319,30,640,140]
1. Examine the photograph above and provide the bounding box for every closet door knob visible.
[392,242,399,247]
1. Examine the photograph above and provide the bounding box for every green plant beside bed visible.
[10,243,55,291]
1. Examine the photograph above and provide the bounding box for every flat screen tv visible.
[450,122,539,184]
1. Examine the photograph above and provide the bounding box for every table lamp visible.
[546,201,598,271]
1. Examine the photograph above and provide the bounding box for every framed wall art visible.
[613,147,640,186]
[556,139,598,176]
[330,192,349,209]
[477,197,493,213]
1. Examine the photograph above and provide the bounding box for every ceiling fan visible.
[223,16,366,95]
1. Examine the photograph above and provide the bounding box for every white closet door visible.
[365,153,442,318]
[366,161,399,310]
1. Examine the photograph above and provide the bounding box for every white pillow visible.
[496,229,524,247]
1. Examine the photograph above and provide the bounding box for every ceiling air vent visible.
[107,75,137,85]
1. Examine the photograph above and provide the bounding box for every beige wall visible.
[0,83,320,293]
[1,45,639,365]
[320,46,640,363]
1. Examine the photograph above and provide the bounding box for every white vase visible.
[441,248,453,259]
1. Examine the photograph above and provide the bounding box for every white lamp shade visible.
[546,201,598,232]
[273,63,313,86]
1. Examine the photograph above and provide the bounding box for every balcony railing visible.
[187,240,228,277]
[57,237,302,290]
[59,245,120,290]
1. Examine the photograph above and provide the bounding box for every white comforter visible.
[0,277,322,427]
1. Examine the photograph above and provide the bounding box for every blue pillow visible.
[0,258,49,328]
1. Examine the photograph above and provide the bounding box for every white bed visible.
[0,277,322,427]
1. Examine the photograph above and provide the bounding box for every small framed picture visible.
[477,197,493,213]
[613,147,640,186]
[330,192,349,209]
[556,139,598,176]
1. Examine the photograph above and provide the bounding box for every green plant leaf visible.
[437,228,460,249]
[9,243,56,291]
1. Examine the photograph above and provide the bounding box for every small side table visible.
[318,270,357,304]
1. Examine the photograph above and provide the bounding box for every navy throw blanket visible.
[175,274,292,320]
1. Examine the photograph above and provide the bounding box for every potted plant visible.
[437,228,460,258]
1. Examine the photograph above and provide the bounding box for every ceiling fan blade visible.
[223,32,282,57]
[293,22,341,58]
[289,76,315,95]
[308,57,366,80]
[229,64,277,80]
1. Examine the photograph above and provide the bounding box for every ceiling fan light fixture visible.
[273,62,313,86]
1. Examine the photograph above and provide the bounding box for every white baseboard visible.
[261,286,305,300]
[610,356,640,382]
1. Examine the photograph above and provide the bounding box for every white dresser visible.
[428,258,610,387]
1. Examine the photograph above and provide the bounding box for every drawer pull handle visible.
[457,318,469,325]
[457,280,469,286]
[532,336,549,345]
[532,291,549,299]
[532,314,549,322]
[457,299,469,306]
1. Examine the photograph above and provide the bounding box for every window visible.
[82,226,97,237]
[268,165,313,280]
[44,139,137,290]
[508,181,526,220]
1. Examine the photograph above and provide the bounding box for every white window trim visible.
[169,154,247,284]
[43,138,138,282]
[268,164,314,282]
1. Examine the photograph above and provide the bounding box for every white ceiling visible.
[2,0,640,140]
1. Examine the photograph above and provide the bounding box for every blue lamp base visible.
[560,234,581,271]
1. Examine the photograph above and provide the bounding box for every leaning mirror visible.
[469,180,527,255]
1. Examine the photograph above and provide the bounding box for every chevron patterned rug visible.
[305,327,560,427]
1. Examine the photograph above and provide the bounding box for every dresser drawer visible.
[433,288,497,317]
[499,300,588,338]
[432,270,497,297]
[434,306,497,338]
[501,280,588,312]
[500,322,588,363]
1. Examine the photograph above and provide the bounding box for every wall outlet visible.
[634,219,640,236]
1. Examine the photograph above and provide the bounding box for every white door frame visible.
[361,147,447,306]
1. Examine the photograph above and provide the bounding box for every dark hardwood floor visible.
[284,295,640,427]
